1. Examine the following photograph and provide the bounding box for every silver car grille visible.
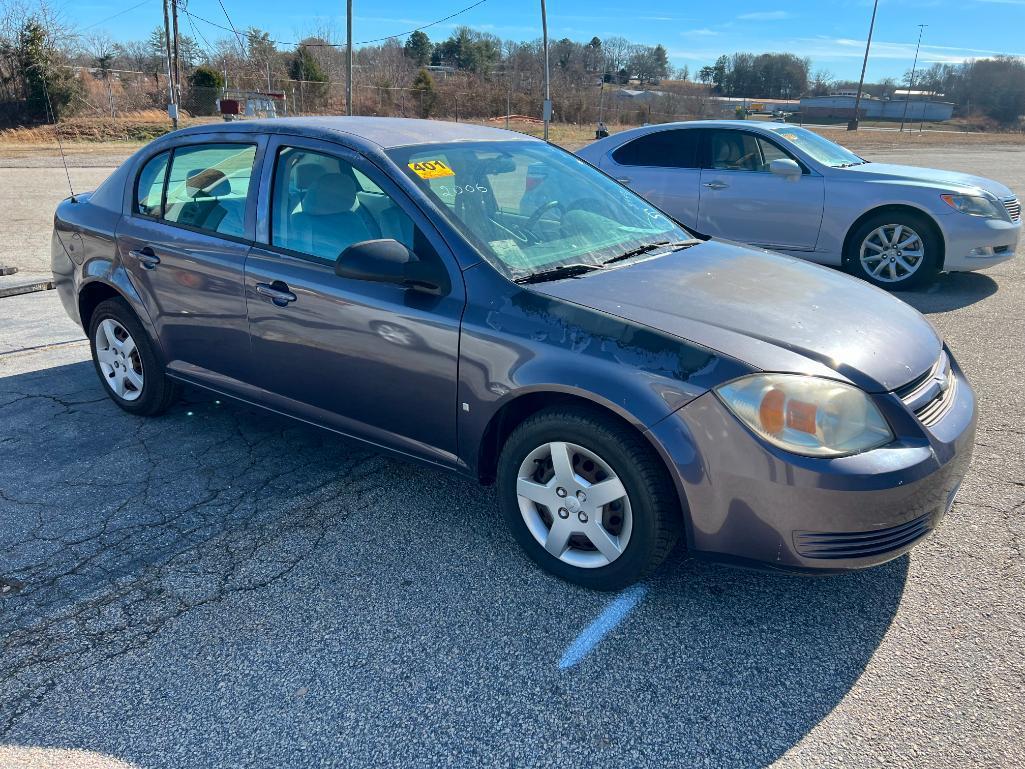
[1003,196,1021,222]
[896,352,957,428]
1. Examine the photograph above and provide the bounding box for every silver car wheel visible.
[515,441,633,569]
[94,319,144,401]
[859,224,926,283]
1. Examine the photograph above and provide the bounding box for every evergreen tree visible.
[404,31,432,67]
[17,18,78,122]
[411,67,438,118]
[186,65,224,115]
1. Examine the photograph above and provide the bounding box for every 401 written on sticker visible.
[408,160,455,179]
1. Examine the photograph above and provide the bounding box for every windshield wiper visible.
[514,263,603,284]
[601,239,700,266]
[834,161,868,168]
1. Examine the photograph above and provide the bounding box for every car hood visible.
[529,240,942,393]
[840,162,1014,198]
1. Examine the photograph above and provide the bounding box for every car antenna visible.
[37,64,75,202]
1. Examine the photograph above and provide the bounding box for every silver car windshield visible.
[772,127,867,167]
[388,140,691,280]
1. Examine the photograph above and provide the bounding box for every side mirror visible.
[335,239,448,294]
[770,158,802,180]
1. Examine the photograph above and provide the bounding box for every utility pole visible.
[346,0,353,116]
[541,0,551,141]
[849,0,879,130]
[171,0,181,108]
[900,24,927,133]
[161,0,178,129]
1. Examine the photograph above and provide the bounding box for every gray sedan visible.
[576,120,1021,289]
[52,118,974,590]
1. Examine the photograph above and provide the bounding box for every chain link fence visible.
[31,67,735,130]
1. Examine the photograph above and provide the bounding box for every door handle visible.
[703,181,729,190]
[128,247,160,269]
[256,281,297,306]
[615,177,631,184]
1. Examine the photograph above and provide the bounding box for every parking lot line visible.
[559,583,649,670]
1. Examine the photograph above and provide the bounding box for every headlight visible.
[940,193,1007,220]
[715,374,893,457]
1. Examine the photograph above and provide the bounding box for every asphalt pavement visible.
[0,146,1022,769]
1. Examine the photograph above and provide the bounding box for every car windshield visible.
[386,140,691,281]
[772,127,867,167]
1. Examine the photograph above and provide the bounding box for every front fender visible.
[818,181,954,261]
[455,264,753,472]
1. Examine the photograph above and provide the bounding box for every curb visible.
[0,279,55,299]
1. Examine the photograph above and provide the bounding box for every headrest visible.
[303,173,358,216]
[294,163,326,190]
[186,168,230,198]
[714,139,737,163]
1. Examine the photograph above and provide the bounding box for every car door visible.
[243,137,465,465]
[600,128,703,228]
[697,129,824,251]
[116,136,264,384]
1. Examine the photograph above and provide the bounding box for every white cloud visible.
[737,10,791,21]
[666,36,1025,68]
[683,28,719,37]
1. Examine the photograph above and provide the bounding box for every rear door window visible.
[161,144,257,238]
[612,130,700,169]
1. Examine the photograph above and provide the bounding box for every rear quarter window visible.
[135,151,169,217]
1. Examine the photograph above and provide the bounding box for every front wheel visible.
[497,407,680,591]
[845,212,941,290]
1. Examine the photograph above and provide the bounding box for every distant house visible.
[613,89,666,102]
[800,93,954,122]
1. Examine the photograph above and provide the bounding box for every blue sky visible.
[67,0,1025,81]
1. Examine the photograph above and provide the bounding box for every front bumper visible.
[939,213,1021,272]
[648,355,976,572]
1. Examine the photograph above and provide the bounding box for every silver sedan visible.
[576,120,1021,289]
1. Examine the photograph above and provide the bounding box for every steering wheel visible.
[562,197,611,218]
[523,200,565,232]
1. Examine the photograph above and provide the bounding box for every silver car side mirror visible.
[770,158,802,181]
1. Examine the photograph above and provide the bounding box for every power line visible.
[214,0,247,56]
[173,0,487,49]
[79,0,155,33]
[356,0,487,44]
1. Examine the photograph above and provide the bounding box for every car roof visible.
[618,119,794,133]
[169,116,536,149]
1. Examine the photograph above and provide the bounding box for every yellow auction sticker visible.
[408,159,455,179]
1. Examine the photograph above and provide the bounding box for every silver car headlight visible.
[715,374,893,458]
[941,193,1008,220]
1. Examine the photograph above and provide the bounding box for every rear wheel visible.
[88,297,180,416]
[497,407,680,591]
[845,211,941,290]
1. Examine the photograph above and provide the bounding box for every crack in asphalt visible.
[0,373,391,736]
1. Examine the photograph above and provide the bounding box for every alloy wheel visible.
[94,318,144,401]
[859,224,926,284]
[515,441,633,569]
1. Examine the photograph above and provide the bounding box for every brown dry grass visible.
[2,112,1023,157]
[0,111,220,145]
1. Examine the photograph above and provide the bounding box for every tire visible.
[497,406,680,591]
[844,210,941,290]
[88,297,180,416]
